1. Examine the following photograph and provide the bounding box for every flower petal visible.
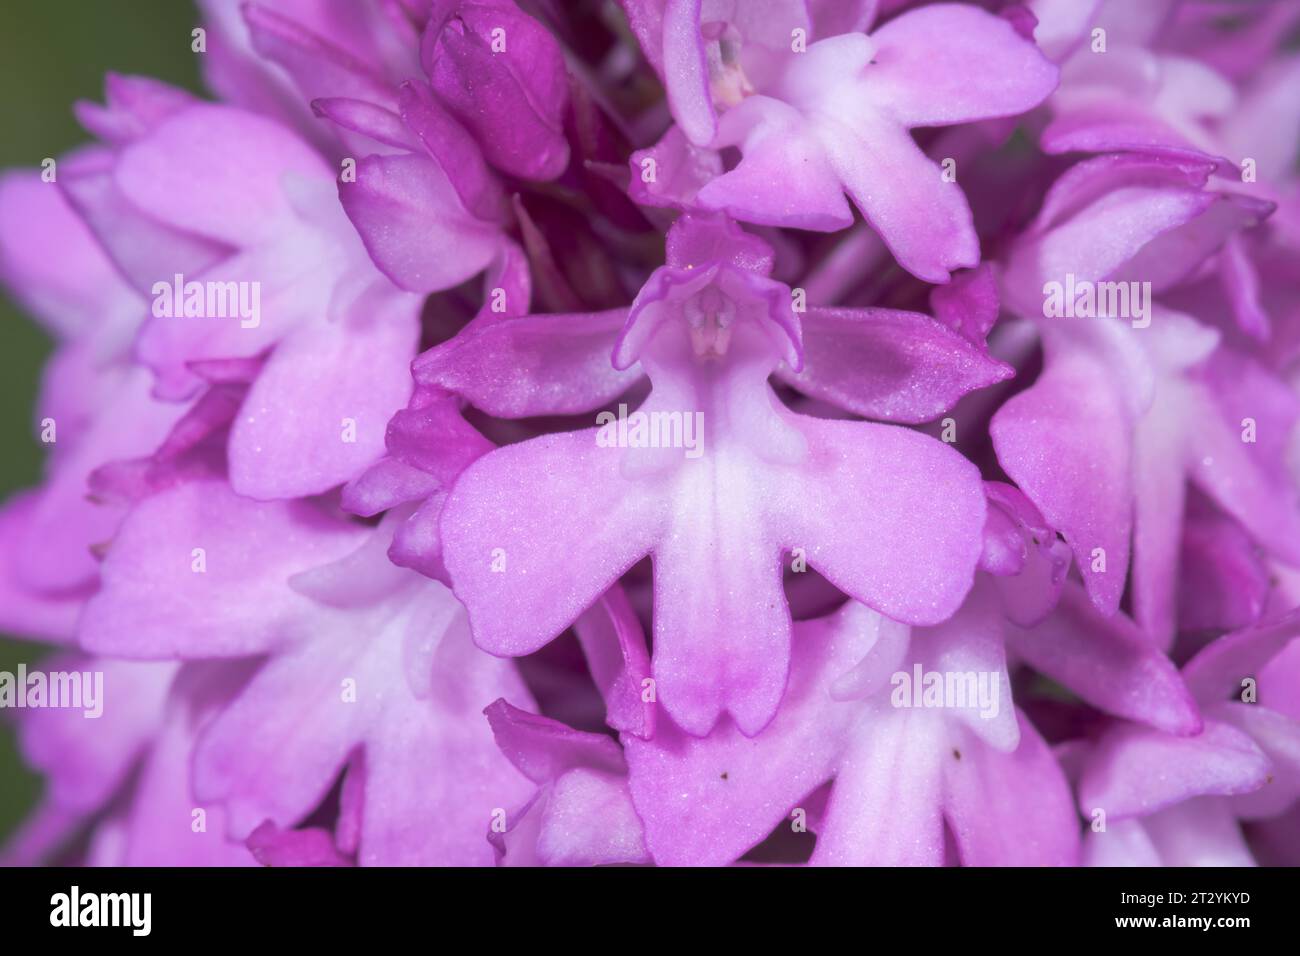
[942,710,1080,866]
[697,95,854,231]
[422,0,570,180]
[79,480,366,658]
[1078,719,1270,821]
[991,324,1137,615]
[413,309,638,417]
[776,307,1012,423]
[339,152,505,293]
[573,586,656,738]
[781,417,986,627]
[1006,582,1201,735]
[439,428,662,656]
[811,706,947,866]
[867,3,1059,127]
[115,103,330,246]
[229,281,420,499]
[821,112,979,282]
[625,603,876,866]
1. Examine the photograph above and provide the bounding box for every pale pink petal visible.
[811,707,946,866]
[439,429,663,656]
[79,480,366,658]
[867,4,1059,127]
[229,282,421,499]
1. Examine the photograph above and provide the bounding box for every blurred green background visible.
[0,1,200,846]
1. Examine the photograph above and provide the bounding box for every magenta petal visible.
[0,170,133,337]
[289,515,414,610]
[0,497,83,642]
[382,385,495,487]
[1257,634,1300,723]
[247,821,350,867]
[1039,104,1226,164]
[627,125,723,210]
[486,788,545,865]
[1183,612,1300,705]
[645,417,984,737]
[1080,817,1163,867]
[809,0,877,37]
[413,309,637,417]
[1078,719,1270,820]
[665,212,775,274]
[194,586,532,866]
[942,710,1080,866]
[625,604,875,866]
[912,582,1019,752]
[929,264,1001,347]
[397,80,504,222]
[341,458,441,518]
[339,152,505,293]
[1006,582,1202,735]
[389,493,452,584]
[195,0,327,150]
[74,72,197,146]
[659,0,716,147]
[614,263,802,371]
[1114,193,1274,293]
[981,483,1072,627]
[17,656,176,814]
[777,307,1012,423]
[991,326,1136,616]
[312,95,418,152]
[57,146,230,300]
[16,369,185,593]
[485,699,625,784]
[648,493,791,736]
[1143,798,1258,866]
[1190,349,1300,566]
[1130,374,1189,648]
[241,2,404,110]
[1083,798,1258,867]
[1215,701,1300,819]
[359,686,532,865]
[1178,507,1270,632]
[1218,233,1270,341]
[132,250,311,401]
[573,586,656,738]
[88,383,243,508]
[116,663,259,867]
[191,642,375,840]
[979,490,1031,578]
[1002,153,1248,305]
[535,767,649,866]
[422,0,571,180]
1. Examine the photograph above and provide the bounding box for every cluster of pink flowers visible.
[2,0,1299,867]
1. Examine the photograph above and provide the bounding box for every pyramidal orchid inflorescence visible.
[1,0,1299,874]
